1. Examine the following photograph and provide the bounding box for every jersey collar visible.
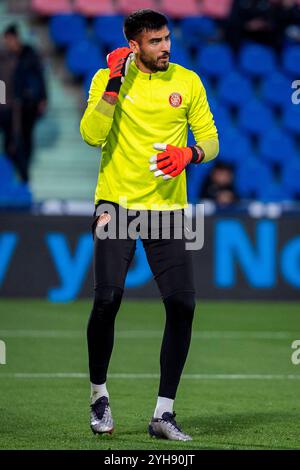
[129,60,170,80]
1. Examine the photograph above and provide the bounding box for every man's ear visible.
[128,39,139,54]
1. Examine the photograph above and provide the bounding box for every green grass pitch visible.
[0,299,300,450]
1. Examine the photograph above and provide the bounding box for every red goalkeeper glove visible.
[105,47,134,97]
[149,143,204,180]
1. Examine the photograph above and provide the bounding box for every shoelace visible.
[92,400,108,420]
[162,412,183,433]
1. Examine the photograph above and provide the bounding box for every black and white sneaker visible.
[148,411,192,441]
[90,396,114,435]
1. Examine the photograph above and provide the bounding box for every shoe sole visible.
[148,424,192,441]
[91,426,114,435]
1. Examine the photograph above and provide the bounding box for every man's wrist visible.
[189,145,205,164]
[102,92,118,105]
[105,77,122,95]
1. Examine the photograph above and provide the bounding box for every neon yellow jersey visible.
[80,60,219,210]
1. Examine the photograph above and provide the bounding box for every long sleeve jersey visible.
[80,60,219,210]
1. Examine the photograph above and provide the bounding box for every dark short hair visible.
[213,162,233,172]
[123,9,168,41]
[4,23,19,37]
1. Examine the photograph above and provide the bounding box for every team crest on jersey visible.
[169,92,182,108]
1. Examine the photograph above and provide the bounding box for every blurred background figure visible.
[226,0,300,52]
[201,162,237,207]
[0,23,47,184]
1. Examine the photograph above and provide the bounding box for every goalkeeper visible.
[80,9,219,441]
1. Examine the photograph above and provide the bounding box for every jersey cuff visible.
[95,98,116,118]
[196,138,219,163]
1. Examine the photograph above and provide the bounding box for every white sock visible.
[153,396,174,418]
[90,382,109,404]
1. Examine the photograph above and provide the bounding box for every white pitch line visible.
[0,373,300,380]
[0,330,298,339]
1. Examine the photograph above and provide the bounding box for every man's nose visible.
[162,39,170,50]
[161,46,170,54]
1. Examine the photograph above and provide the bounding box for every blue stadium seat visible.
[240,43,276,78]
[261,71,292,108]
[0,156,32,207]
[200,75,214,100]
[187,160,216,203]
[219,128,253,165]
[282,158,300,196]
[66,39,105,76]
[170,40,193,69]
[0,155,14,192]
[93,15,127,49]
[196,43,233,79]
[217,71,254,108]
[84,69,95,97]
[11,184,33,207]
[238,99,275,137]
[235,157,274,198]
[187,127,195,146]
[259,127,297,165]
[283,46,300,77]
[257,182,292,202]
[180,16,217,48]
[49,14,87,47]
[282,103,300,135]
[209,100,232,133]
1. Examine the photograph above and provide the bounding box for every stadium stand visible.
[196,44,234,79]
[74,0,116,16]
[259,127,297,167]
[180,16,218,48]
[66,39,105,76]
[283,45,300,77]
[239,43,277,78]
[0,154,32,207]
[1,0,299,206]
[219,128,252,166]
[261,71,292,109]
[282,104,300,135]
[239,100,275,137]
[93,15,127,49]
[117,0,158,16]
[49,14,87,47]
[201,0,233,18]
[159,0,200,18]
[217,71,254,108]
[31,0,72,16]
[235,158,274,199]
[282,159,300,198]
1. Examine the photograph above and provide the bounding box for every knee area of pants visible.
[164,292,195,323]
[92,286,123,318]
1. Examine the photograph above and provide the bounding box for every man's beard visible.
[139,51,170,72]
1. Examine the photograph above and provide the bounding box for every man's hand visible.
[104,47,134,98]
[149,143,204,180]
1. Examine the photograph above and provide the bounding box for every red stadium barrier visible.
[201,0,233,19]
[74,0,116,16]
[116,0,158,16]
[31,0,72,15]
[159,0,200,18]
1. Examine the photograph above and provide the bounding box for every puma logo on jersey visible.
[123,94,135,103]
